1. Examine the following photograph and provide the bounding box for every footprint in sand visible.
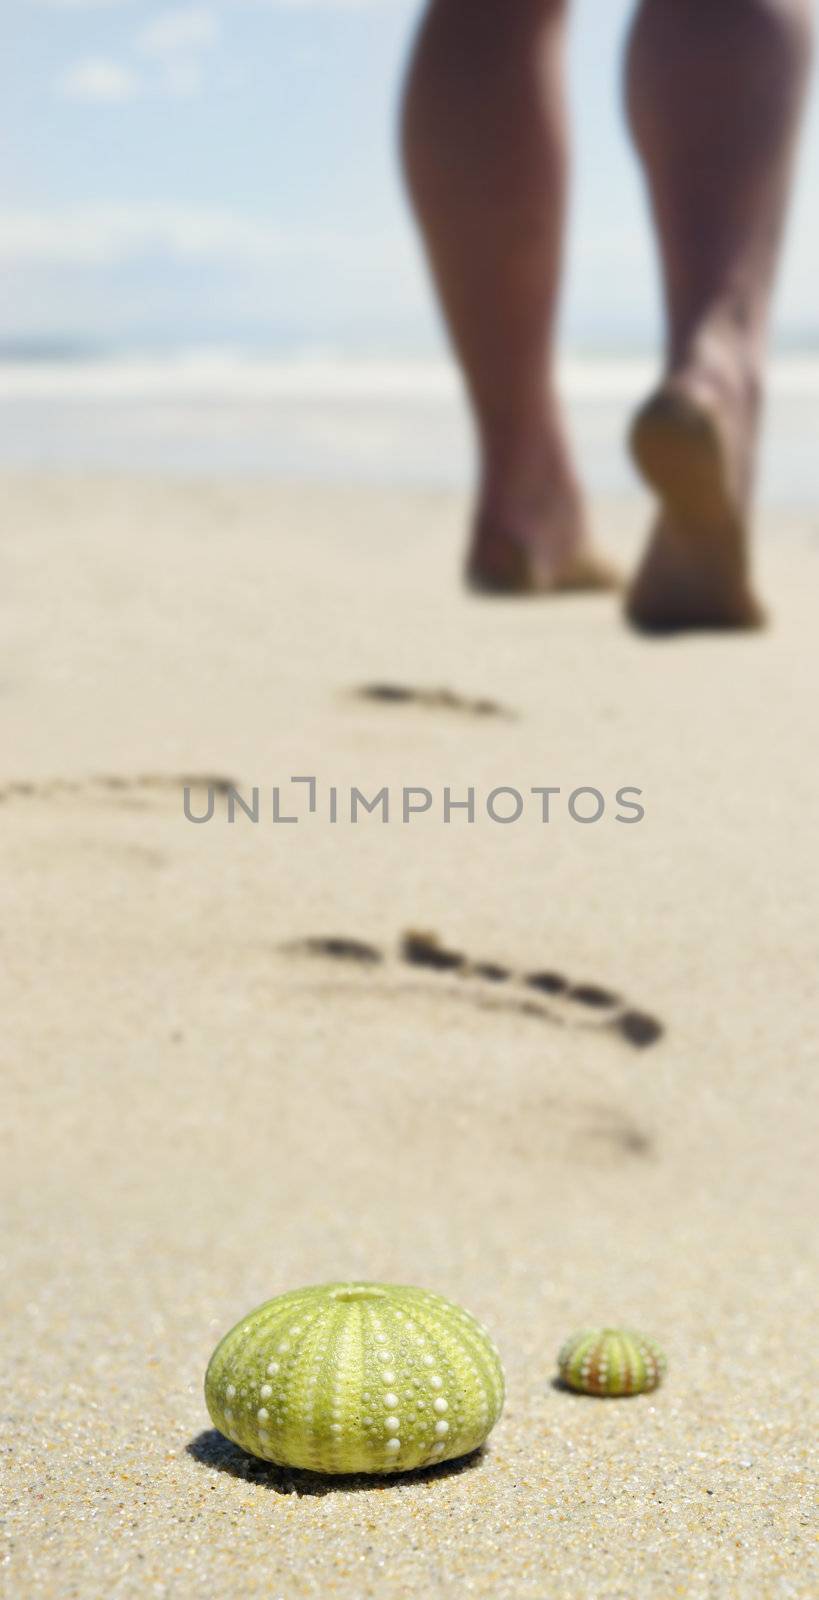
[0,772,235,806]
[286,928,665,1052]
[284,930,659,1164]
[3,779,663,1053]
[354,684,514,719]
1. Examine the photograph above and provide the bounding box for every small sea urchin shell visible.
[557,1328,666,1396]
[205,1282,505,1474]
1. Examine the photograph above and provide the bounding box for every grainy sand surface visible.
[1,474,817,1599]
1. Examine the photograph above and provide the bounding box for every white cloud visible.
[55,8,220,104]
[133,6,219,97]
[136,7,219,59]
[59,57,139,103]
[50,1,388,109]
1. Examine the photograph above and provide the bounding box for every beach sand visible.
[1,472,817,1598]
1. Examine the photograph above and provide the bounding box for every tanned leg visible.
[625,0,813,631]
[401,0,618,594]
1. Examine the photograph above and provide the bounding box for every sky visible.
[2,0,818,355]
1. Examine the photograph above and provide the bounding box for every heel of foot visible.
[627,384,764,633]
[629,389,726,523]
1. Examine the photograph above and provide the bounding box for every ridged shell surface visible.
[205,1282,505,1474]
[557,1327,667,1396]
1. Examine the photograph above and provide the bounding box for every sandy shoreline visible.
[2,473,817,1597]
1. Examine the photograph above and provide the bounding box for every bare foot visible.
[626,361,765,633]
[466,479,620,596]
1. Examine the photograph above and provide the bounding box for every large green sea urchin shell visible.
[557,1328,666,1396]
[205,1282,505,1474]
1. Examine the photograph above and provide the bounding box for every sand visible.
[1,471,817,1599]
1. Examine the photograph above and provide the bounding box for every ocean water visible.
[1,351,819,506]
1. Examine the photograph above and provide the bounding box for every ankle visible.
[668,316,764,414]
[479,424,581,519]
[478,468,584,549]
